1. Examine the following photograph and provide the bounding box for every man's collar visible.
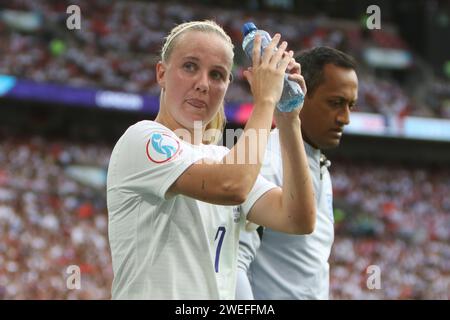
[304,141,321,164]
[304,141,331,168]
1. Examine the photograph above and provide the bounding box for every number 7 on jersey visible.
[214,226,226,273]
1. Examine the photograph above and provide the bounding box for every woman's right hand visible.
[243,33,293,109]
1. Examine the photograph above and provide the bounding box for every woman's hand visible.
[274,58,307,125]
[243,33,293,109]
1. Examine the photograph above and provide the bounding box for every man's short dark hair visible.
[296,47,357,96]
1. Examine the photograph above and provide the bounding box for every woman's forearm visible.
[278,118,316,233]
[220,102,275,198]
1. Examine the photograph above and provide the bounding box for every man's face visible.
[300,63,358,150]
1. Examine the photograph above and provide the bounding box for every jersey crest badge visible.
[146,131,180,163]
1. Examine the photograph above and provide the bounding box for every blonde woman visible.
[107,20,315,299]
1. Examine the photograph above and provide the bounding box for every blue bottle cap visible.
[242,22,257,37]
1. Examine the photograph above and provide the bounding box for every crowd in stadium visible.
[0,136,112,299]
[1,0,449,119]
[0,0,449,300]
[0,135,448,299]
[329,161,450,299]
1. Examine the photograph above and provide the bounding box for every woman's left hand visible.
[274,56,307,124]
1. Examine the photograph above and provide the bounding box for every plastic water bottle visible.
[242,22,304,112]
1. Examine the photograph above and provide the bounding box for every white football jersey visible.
[107,120,276,299]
